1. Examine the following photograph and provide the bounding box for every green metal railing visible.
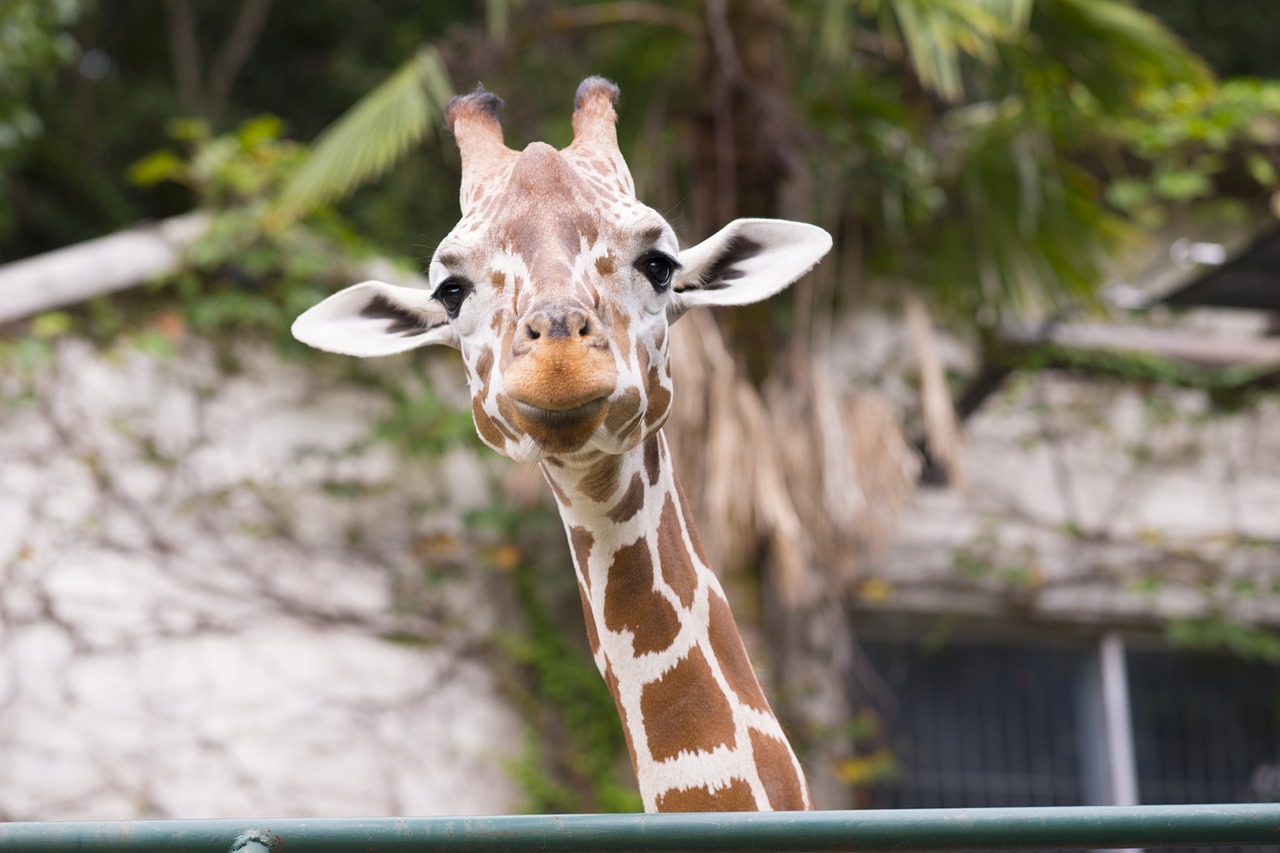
[1,804,1278,853]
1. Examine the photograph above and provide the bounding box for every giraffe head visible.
[293,77,831,465]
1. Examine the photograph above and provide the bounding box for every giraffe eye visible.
[637,253,677,293]
[433,278,472,318]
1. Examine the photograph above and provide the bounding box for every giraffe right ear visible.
[669,218,833,322]
[291,281,458,356]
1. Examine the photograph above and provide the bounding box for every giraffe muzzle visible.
[502,303,618,452]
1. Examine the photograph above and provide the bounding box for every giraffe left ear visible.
[292,280,458,356]
[668,218,833,322]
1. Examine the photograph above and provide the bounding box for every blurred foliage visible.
[1166,615,1280,663]
[1104,79,1280,227]
[125,115,360,343]
[0,0,86,239]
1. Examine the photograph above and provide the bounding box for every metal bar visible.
[1100,633,1140,808]
[1,804,1279,853]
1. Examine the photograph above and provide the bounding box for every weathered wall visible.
[0,337,523,820]
[866,367,1280,626]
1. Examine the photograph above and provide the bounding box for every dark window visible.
[861,641,1092,809]
[1128,651,1280,805]
[857,638,1280,853]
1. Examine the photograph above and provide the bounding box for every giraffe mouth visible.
[510,397,606,428]
[504,395,611,454]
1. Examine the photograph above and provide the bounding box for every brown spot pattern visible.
[579,454,622,504]
[675,478,711,565]
[545,475,571,508]
[749,729,808,811]
[472,398,507,449]
[655,778,758,813]
[490,270,506,292]
[603,387,642,438]
[569,526,594,585]
[645,365,672,428]
[605,665,639,771]
[578,581,601,657]
[595,254,616,277]
[604,538,680,656]
[610,309,633,370]
[707,592,770,712]
[657,496,697,609]
[644,435,661,486]
[641,647,736,761]
[606,472,645,524]
[474,346,494,388]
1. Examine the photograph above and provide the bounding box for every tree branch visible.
[207,0,274,121]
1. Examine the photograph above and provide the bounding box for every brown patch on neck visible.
[657,495,697,609]
[706,591,771,713]
[578,580,601,657]
[606,472,645,524]
[544,474,572,507]
[604,664,640,772]
[656,779,758,812]
[749,729,809,811]
[579,454,623,505]
[569,526,594,584]
[674,475,711,566]
[640,646,736,761]
[644,434,661,487]
[603,537,680,656]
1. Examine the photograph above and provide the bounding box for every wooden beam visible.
[1001,320,1280,368]
[0,213,209,325]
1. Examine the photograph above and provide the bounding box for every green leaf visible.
[1152,166,1210,201]
[30,311,71,338]
[1106,178,1151,211]
[237,114,285,149]
[1247,153,1278,188]
[127,149,186,187]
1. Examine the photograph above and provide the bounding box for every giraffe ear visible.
[668,218,833,322]
[291,280,458,356]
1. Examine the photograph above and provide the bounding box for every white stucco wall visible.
[0,337,524,820]
[867,368,1280,625]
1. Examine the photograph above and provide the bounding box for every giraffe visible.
[292,77,832,812]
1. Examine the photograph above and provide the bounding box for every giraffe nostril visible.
[527,328,541,341]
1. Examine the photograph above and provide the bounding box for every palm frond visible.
[888,0,1033,101]
[1031,0,1210,111]
[272,46,454,225]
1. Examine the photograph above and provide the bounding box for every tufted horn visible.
[564,76,635,197]
[445,85,516,215]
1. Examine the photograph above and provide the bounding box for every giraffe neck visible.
[539,431,811,812]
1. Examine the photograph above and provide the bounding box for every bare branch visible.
[163,0,205,115]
